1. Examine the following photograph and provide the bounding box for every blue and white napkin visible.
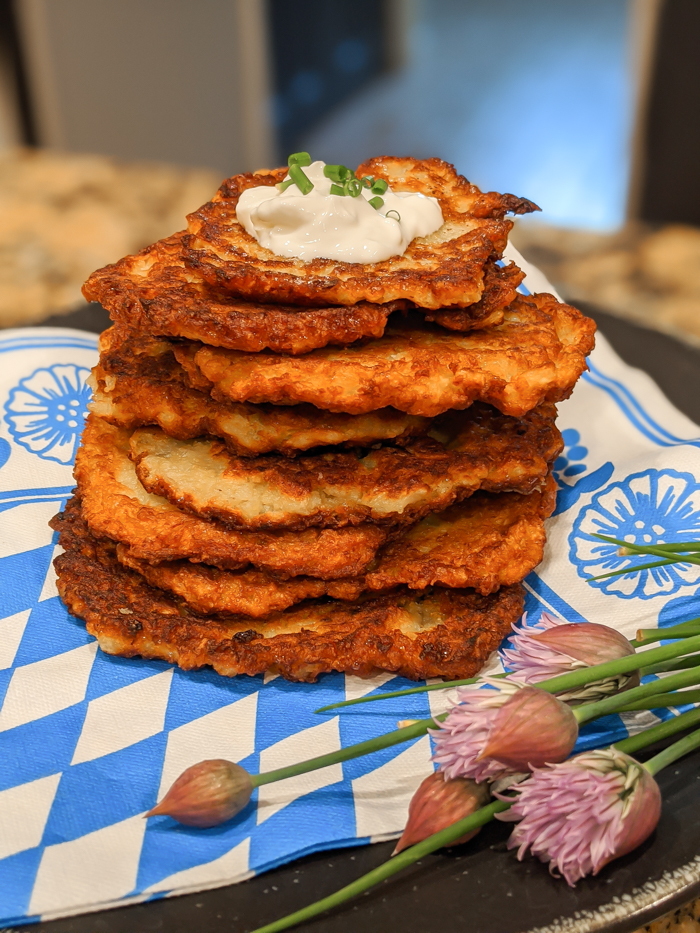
[0,251,698,925]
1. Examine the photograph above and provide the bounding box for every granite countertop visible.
[2,147,699,933]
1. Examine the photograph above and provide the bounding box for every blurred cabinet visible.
[13,0,274,175]
[12,0,403,175]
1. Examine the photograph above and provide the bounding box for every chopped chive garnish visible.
[385,209,401,221]
[347,178,362,197]
[288,151,311,167]
[288,163,314,195]
[276,179,294,192]
[368,196,384,210]
[330,183,345,196]
[323,164,344,182]
[370,178,388,195]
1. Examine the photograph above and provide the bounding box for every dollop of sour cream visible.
[236,160,444,263]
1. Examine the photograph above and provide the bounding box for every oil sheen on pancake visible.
[129,403,562,530]
[183,157,538,309]
[89,363,430,456]
[116,477,557,617]
[76,416,391,579]
[83,234,525,347]
[83,233,399,354]
[182,294,596,418]
[51,499,525,682]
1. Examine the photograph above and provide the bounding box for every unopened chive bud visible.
[147,759,253,828]
[393,772,490,855]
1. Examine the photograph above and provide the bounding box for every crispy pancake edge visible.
[116,477,557,616]
[76,417,392,579]
[128,403,562,530]
[51,499,525,683]
[187,293,596,418]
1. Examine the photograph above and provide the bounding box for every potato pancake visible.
[179,293,595,418]
[76,417,391,578]
[129,403,561,530]
[51,499,525,682]
[183,157,538,309]
[89,363,430,456]
[116,478,556,616]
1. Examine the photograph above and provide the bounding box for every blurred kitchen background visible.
[1,0,700,344]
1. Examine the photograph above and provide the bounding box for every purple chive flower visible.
[393,772,490,855]
[498,748,661,886]
[147,759,253,828]
[501,612,639,702]
[431,681,578,783]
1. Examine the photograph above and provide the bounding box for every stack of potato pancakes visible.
[50,157,595,684]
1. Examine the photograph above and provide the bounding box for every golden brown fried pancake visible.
[89,363,430,456]
[183,157,538,309]
[83,233,401,353]
[116,478,557,616]
[51,499,525,682]
[425,259,524,331]
[181,293,596,418]
[129,403,562,530]
[76,417,391,578]
[83,234,523,345]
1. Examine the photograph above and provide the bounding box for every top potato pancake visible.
[183,156,538,310]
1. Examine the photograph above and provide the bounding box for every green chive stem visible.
[617,690,700,711]
[590,534,700,568]
[644,725,700,775]
[615,706,700,754]
[635,619,700,645]
[642,653,700,675]
[588,557,680,581]
[249,799,509,933]
[250,716,443,789]
[316,627,700,714]
[593,534,700,553]
[574,666,700,725]
[368,196,384,210]
[260,641,700,790]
